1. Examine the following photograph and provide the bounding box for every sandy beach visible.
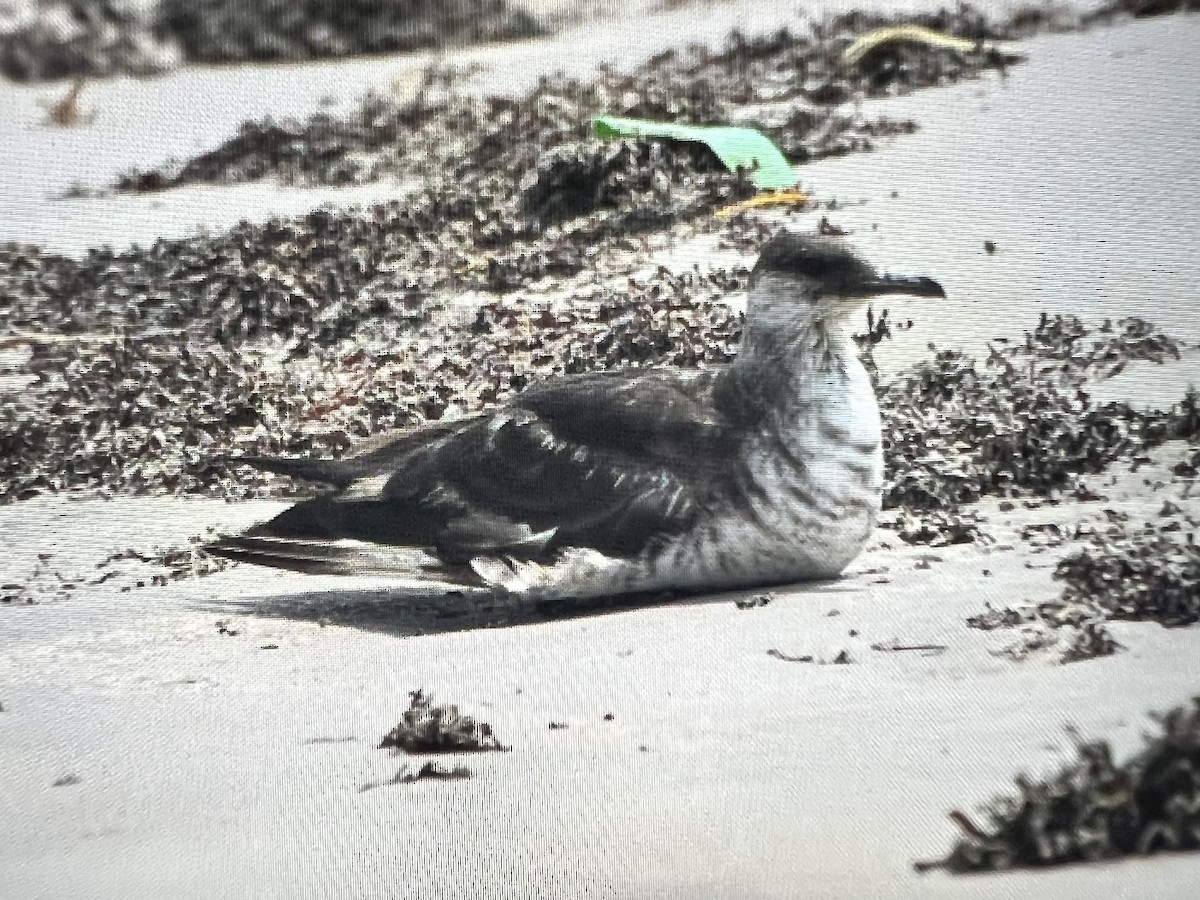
[2,2,1200,898]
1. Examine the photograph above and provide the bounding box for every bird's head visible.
[747,230,945,335]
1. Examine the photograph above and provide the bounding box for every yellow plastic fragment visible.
[714,190,810,218]
[842,25,980,67]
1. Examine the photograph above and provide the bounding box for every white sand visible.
[3,4,1200,898]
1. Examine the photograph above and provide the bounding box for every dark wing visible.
[211,367,747,568]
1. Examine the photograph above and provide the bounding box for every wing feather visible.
[211,367,747,567]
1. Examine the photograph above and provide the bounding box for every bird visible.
[208,230,945,601]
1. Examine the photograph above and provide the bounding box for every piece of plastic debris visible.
[715,189,809,218]
[593,116,798,190]
[842,26,981,67]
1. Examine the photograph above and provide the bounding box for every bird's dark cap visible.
[751,230,945,299]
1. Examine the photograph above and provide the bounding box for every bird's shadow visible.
[201,578,853,639]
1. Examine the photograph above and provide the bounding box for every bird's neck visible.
[735,318,852,383]
[714,317,867,433]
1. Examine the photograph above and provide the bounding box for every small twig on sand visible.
[871,639,948,655]
[360,761,472,792]
[767,648,814,663]
[42,79,94,128]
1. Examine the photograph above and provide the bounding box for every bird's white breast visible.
[677,352,883,588]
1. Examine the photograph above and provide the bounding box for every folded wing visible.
[209,368,745,571]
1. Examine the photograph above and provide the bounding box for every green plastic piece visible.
[592,115,799,191]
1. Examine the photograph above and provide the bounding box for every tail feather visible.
[228,455,356,487]
[206,535,483,584]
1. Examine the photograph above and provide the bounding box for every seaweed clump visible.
[378,689,508,754]
[965,504,1199,659]
[1054,526,1200,628]
[0,0,538,82]
[975,611,1123,665]
[881,315,1182,513]
[109,4,1032,196]
[0,0,179,82]
[917,697,1200,873]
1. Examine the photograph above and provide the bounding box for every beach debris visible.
[1176,448,1200,477]
[842,25,983,67]
[109,6,1029,196]
[854,306,914,359]
[0,0,180,81]
[1054,527,1200,627]
[915,696,1200,873]
[984,240,997,253]
[968,592,1124,664]
[735,592,774,610]
[967,602,1038,632]
[51,773,81,787]
[767,648,814,663]
[878,315,1188,534]
[517,137,753,232]
[840,21,1025,93]
[1019,522,1069,550]
[159,0,540,65]
[1123,0,1200,17]
[0,256,750,504]
[594,116,798,190]
[41,78,94,128]
[993,618,1122,665]
[818,216,847,236]
[1,555,80,604]
[0,0,536,82]
[91,536,233,590]
[886,509,986,546]
[1,581,33,604]
[912,552,946,570]
[5,2,1168,86]
[360,761,472,792]
[1059,621,1123,663]
[870,638,947,655]
[715,190,809,218]
[379,690,508,754]
[767,648,852,664]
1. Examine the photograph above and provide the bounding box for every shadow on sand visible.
[199,577,854,639]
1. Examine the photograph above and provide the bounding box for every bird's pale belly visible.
[652,368,885,590]
[655,443,883,591]
[475,441,883,601]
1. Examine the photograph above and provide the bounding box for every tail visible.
[224,454,356,488]
[205,533,484,584]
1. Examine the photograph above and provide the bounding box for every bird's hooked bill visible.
[853,275,946,298]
